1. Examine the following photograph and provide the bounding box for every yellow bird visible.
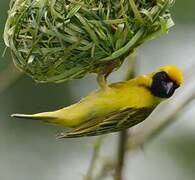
[12,65,183,138]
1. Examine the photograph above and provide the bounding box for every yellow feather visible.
[158,65,183,85]
[12,65,183,135]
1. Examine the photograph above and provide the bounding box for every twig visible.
[0,63,22,94]
[85,136,104,180]
[94,160,115,180]
[114,51,137,180]
[114,130,128,180]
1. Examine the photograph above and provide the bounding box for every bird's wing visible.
[57,107,155,138]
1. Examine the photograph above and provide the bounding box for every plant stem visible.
[114,130,128,180]
[85,136,104,180]
[114,51,137,180]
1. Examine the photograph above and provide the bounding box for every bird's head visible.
[150,65,183,98]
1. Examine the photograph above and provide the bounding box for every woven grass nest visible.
[4,0,174,83]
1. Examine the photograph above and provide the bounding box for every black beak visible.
[164,81,178,98]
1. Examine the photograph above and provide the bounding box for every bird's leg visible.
[97,73,107,89]
[97,61,119,89]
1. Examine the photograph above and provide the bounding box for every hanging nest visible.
[4,0,175,83]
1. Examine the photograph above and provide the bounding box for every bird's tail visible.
[11,108,77,127]
[11,111,57,121]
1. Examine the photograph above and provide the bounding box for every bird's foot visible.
[96,74,108,90]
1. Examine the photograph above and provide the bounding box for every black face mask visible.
[151,71,180,98]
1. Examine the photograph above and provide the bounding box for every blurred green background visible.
[0,0,195,180]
